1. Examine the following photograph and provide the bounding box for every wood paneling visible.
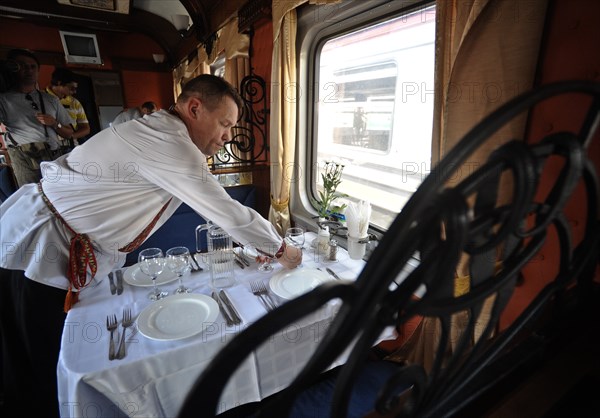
[500,0,600,330]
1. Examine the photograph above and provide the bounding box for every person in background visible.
[112,100,158,125]
[45,67,90,151]
[0,49,73,186]
[0,74,301,417]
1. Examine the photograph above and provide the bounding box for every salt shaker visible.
[328,239,338,261]
[317,226,330,254]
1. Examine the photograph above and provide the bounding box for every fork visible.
[256,281,278,310]
[250,281,276,311]
[116,309,134,360]
[106,314,118,361]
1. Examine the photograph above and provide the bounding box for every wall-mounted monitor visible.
[59,30,102,65]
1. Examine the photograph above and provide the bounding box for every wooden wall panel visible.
[500,0,600,330]
[0,17,173,116]
[120,70,175,110]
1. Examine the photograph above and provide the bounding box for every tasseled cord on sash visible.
[65,234,98,311]
[38,183,97,312]
[39,180,174,311]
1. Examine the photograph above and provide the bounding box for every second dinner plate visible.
[137,294,219,341]
[269,268,333,300]
[123,263,178,287]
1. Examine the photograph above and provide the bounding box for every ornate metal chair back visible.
[178,81,600,418]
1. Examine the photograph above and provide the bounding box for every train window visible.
[304,2,436,230]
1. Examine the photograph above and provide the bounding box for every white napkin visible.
[346,200,371,238]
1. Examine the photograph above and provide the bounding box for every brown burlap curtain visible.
[387,0,550,371]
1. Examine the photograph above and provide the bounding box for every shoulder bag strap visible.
[36,90,50,140]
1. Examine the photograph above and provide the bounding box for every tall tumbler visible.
[196,221,236,288]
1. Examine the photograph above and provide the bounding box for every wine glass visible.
[166,246,191,294]
[138,247,168,301]
[285,227,305,267]
[257,254,275,273]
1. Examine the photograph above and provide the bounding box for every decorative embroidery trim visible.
[38,181,173,311]
[38,182,97,312]
[118,198,173,253]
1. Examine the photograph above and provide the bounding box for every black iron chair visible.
[178,80,600,418]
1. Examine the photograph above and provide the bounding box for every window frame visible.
[292,0,436,238]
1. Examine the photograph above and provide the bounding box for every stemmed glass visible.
[257,254,275,273]
[285,227,305,267]
[138,247,168,301]
[166,246,191,294]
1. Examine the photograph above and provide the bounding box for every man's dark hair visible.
[178,74,243,117]
[141,101,157,112]
[51,67,77,86]
[7,48,40,67]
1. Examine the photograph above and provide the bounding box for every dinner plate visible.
[136,294,219,341]
[269,268,333,300]
[123,263,178,287]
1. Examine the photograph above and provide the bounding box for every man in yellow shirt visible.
[46,67,90,150]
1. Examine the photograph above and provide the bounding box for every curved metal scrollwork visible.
[179,81,600,418]
[208,74,269,170]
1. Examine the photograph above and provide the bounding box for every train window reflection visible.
[329,62,396,152]
[315,5,436,229]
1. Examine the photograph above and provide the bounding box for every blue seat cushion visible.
[124,185,256,266]
[288,360,405,418]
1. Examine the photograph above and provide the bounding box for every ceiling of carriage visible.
[0,0,249,65]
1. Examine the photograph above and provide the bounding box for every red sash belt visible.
[38,182,172,311]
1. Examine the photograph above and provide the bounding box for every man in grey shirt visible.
[0,49,73,186]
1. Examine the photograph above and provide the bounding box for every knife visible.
[212,291,234,327]
[234,258,245,269]
[115,269,124,295]
[326,267,342,281]
[234,250,250,267]
[108,272,116,295]
[219,290,242,324]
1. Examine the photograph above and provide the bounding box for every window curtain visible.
[432,0,548,167]
[219,15,252,91]
[172,49,210,100]
[268,0,341,235]
[225,57,251,162]
[401,0,549,371]
[172,17,250,100]
[434,0,547,287]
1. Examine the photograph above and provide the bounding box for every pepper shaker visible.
[328,239,338,261]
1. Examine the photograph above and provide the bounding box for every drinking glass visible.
[285,227,305,267]
[166,246,191,294]
[285,227,305,249]
[138,247,168,301]
[257,254,275,273]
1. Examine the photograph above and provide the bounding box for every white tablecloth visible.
[57,233,382,417]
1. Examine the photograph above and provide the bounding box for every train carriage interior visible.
[1,0,599,417]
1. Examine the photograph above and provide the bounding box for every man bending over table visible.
[0,74,301,417]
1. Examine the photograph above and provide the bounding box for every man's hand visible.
[35,112,55,127]
[36,113,74,137]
